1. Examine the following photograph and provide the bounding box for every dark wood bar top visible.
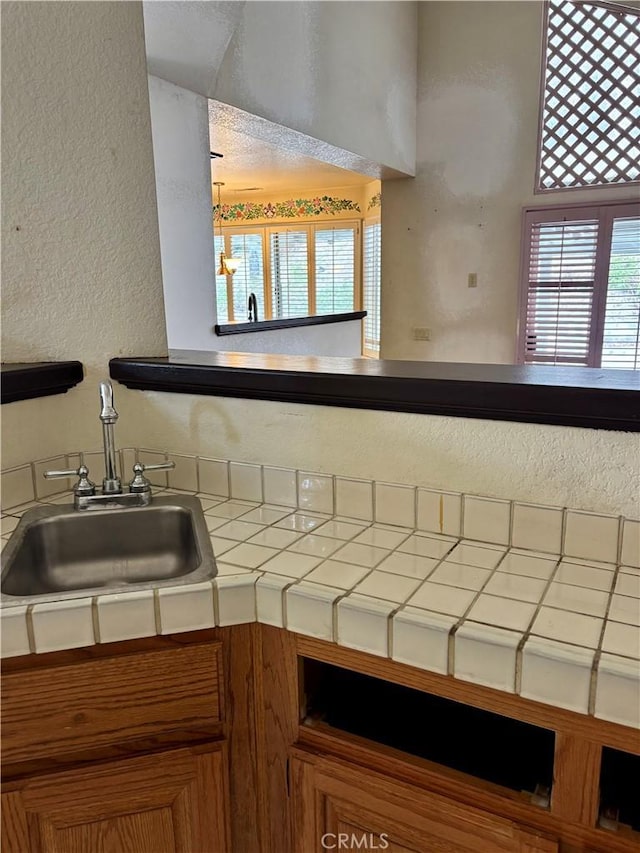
[215,311,366,336]
[1,361,84,404]
[109,351,640,431]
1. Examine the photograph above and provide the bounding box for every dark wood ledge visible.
[109,353,640,431]
[1,361,84,404]
[215,311,366,336]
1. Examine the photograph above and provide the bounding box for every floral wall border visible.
[213,195,361,222]
[367,191,381,211]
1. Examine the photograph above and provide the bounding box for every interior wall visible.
[381,1,639,364]
[210,320,362,357]
[1,1,167,469]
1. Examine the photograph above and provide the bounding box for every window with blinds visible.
[363,220,381,357]
[270,229,309,318]
[229,232,265,322]
[518,202,640,369]
[314,226,356,315]
[214,234,229,323]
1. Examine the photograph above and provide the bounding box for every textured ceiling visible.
[209,102,374,193]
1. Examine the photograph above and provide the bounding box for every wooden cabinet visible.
[2,745,229,853]
[290,753,559,853]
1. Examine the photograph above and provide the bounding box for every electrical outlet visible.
[413,327,431,341]
[468,272,478,288]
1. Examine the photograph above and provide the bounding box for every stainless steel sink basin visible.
[1,496,216,606]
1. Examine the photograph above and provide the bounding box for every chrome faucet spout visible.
[99,381,121,494]
[99,381,118,424]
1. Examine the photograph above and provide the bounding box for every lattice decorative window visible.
[537,0,640,191]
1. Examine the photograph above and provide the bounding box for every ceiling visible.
[209,104,374,194]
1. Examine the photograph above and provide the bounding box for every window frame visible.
[517,198,640,367]
[534,0,640,195]
[362,214,381,359]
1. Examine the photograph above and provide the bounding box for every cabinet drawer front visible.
[2,642,222,766]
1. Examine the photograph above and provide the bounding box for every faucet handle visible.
[128,461,175,494]
[44,465,96,497]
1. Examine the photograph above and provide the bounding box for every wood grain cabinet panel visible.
[290,754,559,853]
[1,745,230,853]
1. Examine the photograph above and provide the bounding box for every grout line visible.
[91,597,101,643]
[25,604,36,654]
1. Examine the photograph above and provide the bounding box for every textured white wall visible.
[148,75,218,351]
[381,1,639,363]
[211,319,362,357]
[1,2,167,469]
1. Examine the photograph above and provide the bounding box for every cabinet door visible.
[2,744,229,853]
[290,754,558,853]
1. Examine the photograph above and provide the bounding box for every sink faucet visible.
[248,292,258,322]
[44,381,174,510]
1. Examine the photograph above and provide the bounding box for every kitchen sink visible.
[1,495,216,606]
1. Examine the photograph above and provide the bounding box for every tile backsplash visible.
[2,448,638,569]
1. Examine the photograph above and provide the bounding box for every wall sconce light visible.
[213,181,242,276]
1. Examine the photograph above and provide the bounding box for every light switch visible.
[468,273,478,288]
[413,327,431,341]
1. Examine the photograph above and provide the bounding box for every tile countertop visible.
[1,489,639,730]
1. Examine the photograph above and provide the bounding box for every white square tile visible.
[512,503,563,554]
[616,571,640,598]
[543,582,609,618]
[555,560,615,591]
[256,574,297,628]
[5,500,43,517]
[214,562,253,576]
[198,458,229,497]
[210,536,239,556]
[206,515,234,533]
[288,534,344,559]
[497,551,558,580]
[531,606,602,648]
[167,453,198,491]
[520,636,595,713]
[214,519,266,542]
[298,471,334,514]
[275,512,329,533]
[397,534,456,560]
[1,516,20,536]
[158,582,215,633]
[286,581,342,640]
[601,620,640,659]
[240,506,291,525]
[33,456,69,498]
[353,525,410,550]
[263,466,296,507]
[219,542,279,569]
[621,519,640,568]
[564,510,620,564]
[429,562,492,592]
[416,489,461,537]
[407,581,476,617]
[229,462,263,502]
[248,527,303,549]
[215,573,259,626]
[97,591,157,643]
[375,482,416,528]
[260,551,323,579]
[354,570,421,603]
[337,594,396,657]
[463,496,511,546]
[205,500,256,520]
[608,594,640,626]
[482,571,547,603]
[79,451,106,483]
[595,653,640,728]
[197,496,223,512]
[1,466,34,511]
[313,519,367,540]
[392,607,456,673]
[454,622,521,693]
[138,449,170,487]
[332,542,390,568]
[32,599,95,653]
[119,448,137,483]
[1,606,31,657]
[444,542,505,570]
[305,560,370,590]
[335,477,373,521]
[376,551,439,580]
[467,594,536,632]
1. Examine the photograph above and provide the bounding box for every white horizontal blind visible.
[214,234,230,323]
[314,226,356,314]
[521,215,598,365]
[270,229,309,318]
[363,220,381,356]
[601,216,640,369]
[229,232,265,322]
